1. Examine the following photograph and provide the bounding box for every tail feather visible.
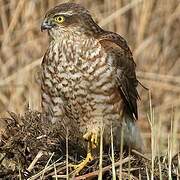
[122,113,144,153]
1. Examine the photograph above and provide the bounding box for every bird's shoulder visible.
[98,31,139,120]
[98,31,134,64]
[98,31,131,52]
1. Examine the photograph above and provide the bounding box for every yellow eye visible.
[54,16,65,23]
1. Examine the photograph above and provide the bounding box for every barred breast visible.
[41,33,124,145]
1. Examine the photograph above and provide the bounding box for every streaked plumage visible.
[41,3,143,157]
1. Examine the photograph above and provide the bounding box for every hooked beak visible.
[41,19,54,31]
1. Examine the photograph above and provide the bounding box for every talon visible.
[74,131,98,175]
[71,152,94,174]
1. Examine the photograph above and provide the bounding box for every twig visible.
[111,127,116,180]
[45,164,67,177]
[137,71,180,85]
[27,151,43,172]
[0,58,41,86]
[98,126,104,180]
[66,128,69,180]
[99,0,143,27]
[28,157,64,180]
[2,0,25,46]
[132,149,151,161]
[74,157,134,180]
[139,79,180,93]
[41,152,54,179]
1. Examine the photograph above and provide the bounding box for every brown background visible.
[0,0,179,154]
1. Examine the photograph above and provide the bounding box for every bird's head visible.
[41,3,103,39]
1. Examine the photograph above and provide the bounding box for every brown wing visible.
[99,31,139,120]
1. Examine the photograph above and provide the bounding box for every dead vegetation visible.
[0,110,179,179]
[0,0,180,179]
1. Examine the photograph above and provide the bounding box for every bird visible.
[41,2,143,172]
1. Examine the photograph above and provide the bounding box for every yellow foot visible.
[83,131,98,149]
[72,152,94,174]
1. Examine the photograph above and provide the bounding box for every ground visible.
[0,110,179,179]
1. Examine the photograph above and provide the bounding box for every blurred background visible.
[0,0,179,154]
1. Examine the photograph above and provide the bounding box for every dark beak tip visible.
[41,25,46,32]
[41,21,53,32]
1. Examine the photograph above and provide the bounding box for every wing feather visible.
[99,31,139,119]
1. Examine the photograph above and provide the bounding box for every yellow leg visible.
[72,131,98,174]
[72,141,93,174]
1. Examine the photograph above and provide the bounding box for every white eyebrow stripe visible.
[56,11,74,16]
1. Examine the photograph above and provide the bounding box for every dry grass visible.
[0,110,179,179]
[0,0,180,179]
